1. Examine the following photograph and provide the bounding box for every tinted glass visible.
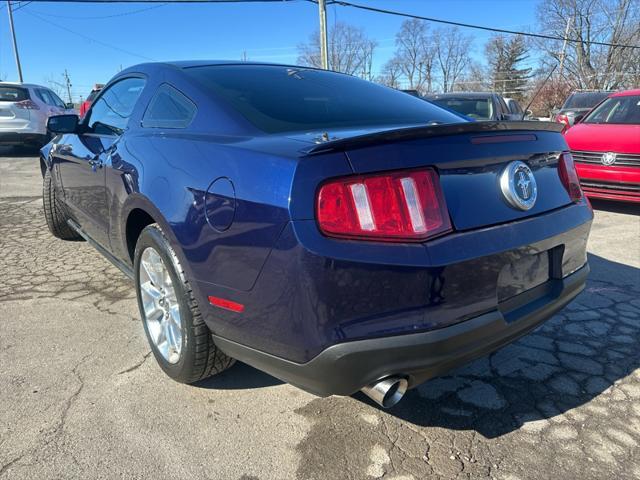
[583,95,640,125]
[562,92,609,109]
[142,84,197,128]
[0,86,28,102]
[49,91,66,108]
[184,65,464,133]
[431,97,493,120]
[87,77,145,135]
[508,99,522,114]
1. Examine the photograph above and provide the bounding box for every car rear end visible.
[208,125,591,398]
[0,84,48,147]
[183,64,592,399]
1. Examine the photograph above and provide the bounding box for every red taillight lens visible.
[317,168,452,242]
[15,99,39,110]
[558,152,583,202]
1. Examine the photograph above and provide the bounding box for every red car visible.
[79,84,103,118]
[564,89,640,203]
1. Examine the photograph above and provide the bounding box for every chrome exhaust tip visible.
[361,376,408,408]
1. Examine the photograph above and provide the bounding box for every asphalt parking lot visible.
[1,149,639,480]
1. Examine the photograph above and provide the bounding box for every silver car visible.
[0,82,75,148]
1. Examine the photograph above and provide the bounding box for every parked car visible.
[504,97,533,120]
[553,91,611,129]
[41,62,592,408]
[79,84,104,118]
[563,89,640,203]
[427,92,522,121]
[0,82,74,148]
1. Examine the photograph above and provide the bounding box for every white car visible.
[0,82,75,148]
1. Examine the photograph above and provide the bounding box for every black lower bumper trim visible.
[213,264,589,397]
[0,132,48,146]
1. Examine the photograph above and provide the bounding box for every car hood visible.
[564,123,640,154]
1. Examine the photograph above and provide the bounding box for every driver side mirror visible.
[47,114,79,134]
[65,102,75,110]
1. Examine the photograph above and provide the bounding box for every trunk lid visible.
[304,122,572,231]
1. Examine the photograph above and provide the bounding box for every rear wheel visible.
[42,168,82,240]
[134,224,234,383]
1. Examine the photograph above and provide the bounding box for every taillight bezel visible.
[315,167,453,243]
[558,152,583,202]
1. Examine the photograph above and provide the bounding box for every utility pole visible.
[6,1,23,82]
[318,0,329,69]
[63,70,73,104]
[558,15,573,77]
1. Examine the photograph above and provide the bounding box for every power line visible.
[327,0,640,50]
[24,2,169,19]
[23,9,157,61]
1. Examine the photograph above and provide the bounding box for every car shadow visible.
[193,361,284,391]
[354,252,640,438]
[590,198,640,216]
[0,145,41,157]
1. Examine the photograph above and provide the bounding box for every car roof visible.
[0,82,50,89]
[610,89,640,97]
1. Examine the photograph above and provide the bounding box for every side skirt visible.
[67,219,134,280]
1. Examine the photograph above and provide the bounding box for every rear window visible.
[583,95,640,125]
[431,97,493,120]
[184,65,464,134]
[0,86,28,102]
[562,92,610,109]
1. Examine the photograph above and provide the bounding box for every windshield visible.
[583,95,640,125]
[562,92,609,109]
[430,97,493,120]
[184,65,465,134]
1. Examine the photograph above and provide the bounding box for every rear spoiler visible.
[301,121,564,156]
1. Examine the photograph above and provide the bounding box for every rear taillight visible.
[558,152,583,202]
[317,168,452,242]
[15,99,39,110]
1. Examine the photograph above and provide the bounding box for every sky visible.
[0,0,540,101]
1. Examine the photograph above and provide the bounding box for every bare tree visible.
[434,27,473,92]
[388,19,436,93]
[536,0,640,89]
[377,58,404,88]
[451,61,488,92]
[297,22,377,77]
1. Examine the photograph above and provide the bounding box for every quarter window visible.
[142,84,196,129]
[87,77,146,136]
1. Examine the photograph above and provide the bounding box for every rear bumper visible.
[0,132,48,146]
[214,264,588,396]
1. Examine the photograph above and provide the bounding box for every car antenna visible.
[522,64,557,121]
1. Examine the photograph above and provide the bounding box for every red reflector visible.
[558,152,583,202]
[317,168,452,242]
[208,296,244,313]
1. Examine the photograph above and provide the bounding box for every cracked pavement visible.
[1,152,639,479]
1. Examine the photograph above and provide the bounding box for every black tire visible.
[42,168,82,241]
[134,224,235,383]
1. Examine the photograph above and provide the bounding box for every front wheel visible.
[134,224,234,383]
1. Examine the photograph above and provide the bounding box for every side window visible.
[142,84,197,129]
[36,89,54,105]
[48,90,66,108]
[87,77,146,136]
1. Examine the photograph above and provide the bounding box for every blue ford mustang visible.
[41,61,592,408]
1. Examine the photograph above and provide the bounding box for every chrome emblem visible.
[601,152,617,166]
[499,161,537,211]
